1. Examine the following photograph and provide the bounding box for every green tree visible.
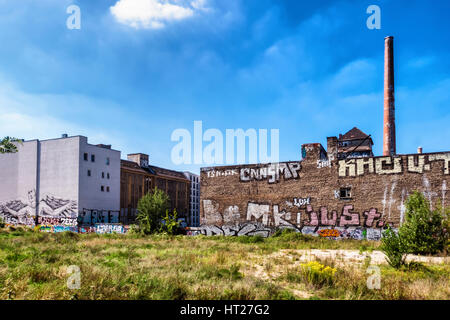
[398,191,447,255]
[136,187,170,234]
[0,137,22,154]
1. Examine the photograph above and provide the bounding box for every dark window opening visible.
[87,170,91,177]
[91,154,95,162]
[340,187,352,199]
[102,172,105,179]
[84,153,88,161]
[101,186,104,192]
[107,186,110,192]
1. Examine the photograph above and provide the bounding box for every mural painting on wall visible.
[38,195,77,218]
[0,189,38,226]
[339,153,450,177]
[200,199,388,240]
[0,190,78,227]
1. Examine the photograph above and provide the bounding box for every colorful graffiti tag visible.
[37,224,129,234]
[201,199,390,240]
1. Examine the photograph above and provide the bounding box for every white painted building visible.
[0,135,120,227]
[184,172,200,227]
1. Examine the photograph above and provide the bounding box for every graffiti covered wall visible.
[0,189,78,227]
[0,188,122,233]
[200,148,450,239]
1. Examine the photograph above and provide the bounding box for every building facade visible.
[327,127,374,160]
[199,142,450,239]
[184,172,200,227]
[120,153,190,225]
[0,135,121,227]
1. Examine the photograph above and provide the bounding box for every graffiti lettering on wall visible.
[303,204,384,228]
[197,223,271,237]
[38,224,128,234]
[37,216,77,226]
[339,153,450,177]
[292,197,311,207]
[315,227,382,240]
[95,223,129,234]
[202,199,387,240]
[318,229,340,238]
[78,226,96,234]
[196,224,386,240]
[205,169,238,178]
[240,162,301,184]
[40,225,78,233]
[77,210,120,225]
[317,159,331,168]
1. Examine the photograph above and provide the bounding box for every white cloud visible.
[191,0,210,11]
[110,0,210,29]
[406,56,436,69]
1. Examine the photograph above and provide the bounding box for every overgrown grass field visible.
[0,228,448,300]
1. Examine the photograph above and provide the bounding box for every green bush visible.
[381,225,407,269]
[399,192,447,255]
[236,235,265,243]
[136,187,170,235]
[0,217,5,228]
[159,209,181,235]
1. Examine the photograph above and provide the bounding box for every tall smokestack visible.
[383,36,396,156]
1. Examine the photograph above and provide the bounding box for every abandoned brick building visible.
[197,36,449,240]
[330,127,374,160]
[120,153,190,225]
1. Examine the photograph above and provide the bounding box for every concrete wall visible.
[0,140,39,225]
[199,146,450,239]
[0,136,121,227]
[38,137,80,221]
[78,137,121,212]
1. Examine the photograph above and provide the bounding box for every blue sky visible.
[0,0,449,174]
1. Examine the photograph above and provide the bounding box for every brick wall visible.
[199,147,449,239]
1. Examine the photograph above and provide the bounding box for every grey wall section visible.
[38,137,80,219]
[78,136,121,212]
[0,136,121,227]
[0,140,39,225]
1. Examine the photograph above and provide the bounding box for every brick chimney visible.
[383,36,396,156]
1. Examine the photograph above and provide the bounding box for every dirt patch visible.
[241,249,449,299]
[269,249,450,266]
